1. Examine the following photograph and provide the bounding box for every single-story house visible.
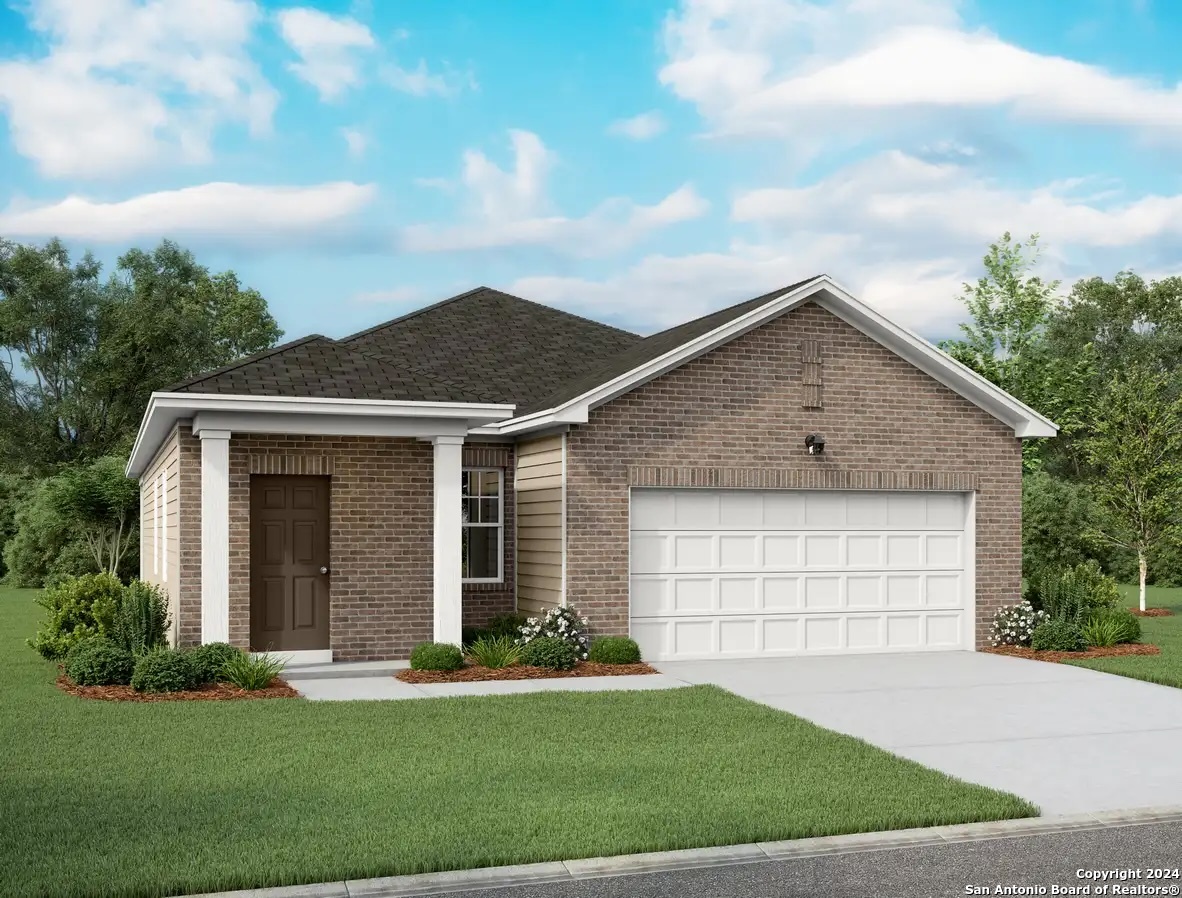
[127,276,1056,664]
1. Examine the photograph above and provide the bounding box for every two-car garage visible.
[629,488,974,661]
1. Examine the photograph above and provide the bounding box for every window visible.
[462,468,503,582]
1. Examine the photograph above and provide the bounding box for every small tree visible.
[1084,367,1182,611]
[46,456,139,575]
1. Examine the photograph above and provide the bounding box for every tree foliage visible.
[46,456,140,574]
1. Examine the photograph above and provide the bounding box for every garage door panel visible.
[630,488,971,660]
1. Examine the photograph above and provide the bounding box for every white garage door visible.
[629,489,973,661]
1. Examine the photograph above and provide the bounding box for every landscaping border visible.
[56,675,301,702]
[984,644,1160,664]
[187,805,1182,898]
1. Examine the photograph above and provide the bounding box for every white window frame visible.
[462,467,504,584]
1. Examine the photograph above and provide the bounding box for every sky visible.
[2,0,1181,342]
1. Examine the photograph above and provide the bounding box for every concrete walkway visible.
[286,672,688,701]
[656,651,1182,815]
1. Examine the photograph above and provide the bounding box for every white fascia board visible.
[126,392,516,477]
[191,411,470,439]
[483,275,1057,440]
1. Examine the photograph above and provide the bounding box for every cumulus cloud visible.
[276,7,375,100]
[400,130,708,256]
[0,181,377,246]
[660,0,1182,143]
[608,111,667,140]
[0,0,276,179]
[341,127,368,159]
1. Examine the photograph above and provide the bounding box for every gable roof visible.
[341,286,643,408]
[519,277,823,416]
[166,334,502,404]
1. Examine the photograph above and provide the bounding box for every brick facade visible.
[564,301,1022,649]
[171,431,515,660]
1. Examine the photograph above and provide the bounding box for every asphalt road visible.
[426,822,1182,898]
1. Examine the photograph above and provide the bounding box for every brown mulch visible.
[1130,607,1174,617]
[984,644,1161,664]
[56,674,301,702]
[397,661,657,684]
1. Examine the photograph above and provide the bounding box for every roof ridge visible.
[163,334,328,392]
[340,286,491,343]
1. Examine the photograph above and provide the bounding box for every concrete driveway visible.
[656,652,1182,815]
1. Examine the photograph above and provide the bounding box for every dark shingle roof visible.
[341,287,643,408]
[166,335,503,404]
[517,276,823,415]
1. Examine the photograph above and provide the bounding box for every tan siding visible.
[515,433,565,613]
[139,426,181,645]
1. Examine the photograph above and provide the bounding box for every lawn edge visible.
[187,805,1182,898]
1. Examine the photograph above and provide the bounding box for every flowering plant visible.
[518,606,590,660]
[991,600,1049,647]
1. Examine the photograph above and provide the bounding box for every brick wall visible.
[171,430,515,659]
[564,301,1023,649]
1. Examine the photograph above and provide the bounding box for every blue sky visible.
[2,0,1181,342]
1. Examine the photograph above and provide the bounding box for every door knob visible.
[319,566,329,575]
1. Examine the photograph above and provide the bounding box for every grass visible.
[1068,584,1182,688]
[1,587,1034,898]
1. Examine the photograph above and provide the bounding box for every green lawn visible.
[0,587,1034,898]
[1068,584,1182,688]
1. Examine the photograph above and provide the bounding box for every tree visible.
[1084,366,1182,611]
[0,238,282,473]
[940,232,1059,400]
[45,456,140,575]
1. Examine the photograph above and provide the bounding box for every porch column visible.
[432,435,465,645]
[199,429,231,645]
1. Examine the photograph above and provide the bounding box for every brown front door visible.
[249,475,331,652]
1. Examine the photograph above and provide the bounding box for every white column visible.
[432,435,465,645]
[199,429,231,645]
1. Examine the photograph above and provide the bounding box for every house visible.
[126,276,1056,664]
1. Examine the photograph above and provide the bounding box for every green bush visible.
[187,642,242,684]
[487,612,529,639]
[1030,560,1120,623]
[64,637,134,686]
[1021,473,1100,579]
[588,636,642,664]
[111,580,170,656]
[467,635,522,669]
[1082,609,1141,646]
[221,652,285,690]
[520,636,578,670]
[1030,620,1087,653]
[27,572,124,660]
[409,642,464,671]
[131,648,198,693]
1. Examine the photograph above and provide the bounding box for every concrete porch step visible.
[281,660,408,680]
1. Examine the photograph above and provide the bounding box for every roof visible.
[518,277,823,416]
[341,286,643,408]
[166,335,502,404]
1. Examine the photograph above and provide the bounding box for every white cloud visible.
[341,127,368,159]
[608,111,667,140]
[660,0,1182,143]
[276,7,375,100]
[0,0,276,179]
[399,130,708,256]
[0,181,377,245]
[381,59,469,97]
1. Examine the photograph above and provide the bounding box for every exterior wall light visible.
[805,434,826,455]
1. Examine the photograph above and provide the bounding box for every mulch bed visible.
[397,661,657,684]
[984,644,1160,664]
[1130,607,1174,617]
[56,674,301,702]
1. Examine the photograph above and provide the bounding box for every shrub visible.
[27,572,124,660]
[1082,609,1141,646]
[519,606,590,660]
[991,601,1048,647]
[1029,560,1121,622]
[462,626,491,647]
[64,637,134,686]
[487,612,529,639]
[1030,620,1087,653]
[131,648,198,693]
[588,636,641,664]
[187,642,242,684]
[222,652,285,690]
[409,642,464,671]
[467,635,522,669]
[520,636,578,670]
[111,580,170,656]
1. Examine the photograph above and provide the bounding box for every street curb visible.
[189,805,1182,898]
